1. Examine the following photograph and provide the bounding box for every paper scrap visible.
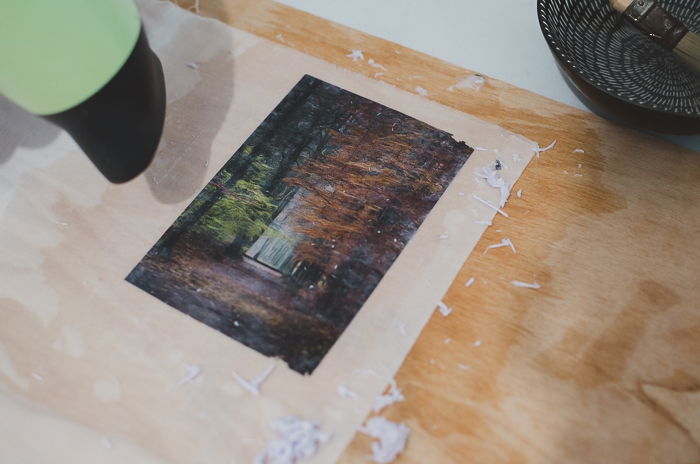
[484,237,516,254]
[337,384,359,399]
[533,139,557,158]
[447,74,486,92]
[232,363,275,396]
[347,50,364,62]
[436,301,452,317]
[472,194,509,218]
[511,280,541,289]
[373,379,404,413]
[254,416,330,464]
[176,364,202,388]
[360,417,410,464]
[475,161,510,207]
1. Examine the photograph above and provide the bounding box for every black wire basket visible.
[537,0,700,135]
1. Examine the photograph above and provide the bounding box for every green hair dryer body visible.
[1,0,166,182]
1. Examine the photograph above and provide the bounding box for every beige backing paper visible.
[0,1,536,463]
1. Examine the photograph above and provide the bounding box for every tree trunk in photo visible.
[154,77,322,254]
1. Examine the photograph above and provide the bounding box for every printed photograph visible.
[126,75,473,374]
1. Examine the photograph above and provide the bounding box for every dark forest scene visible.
[126,75,473,374]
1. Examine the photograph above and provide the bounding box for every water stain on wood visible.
[536,280,680,388]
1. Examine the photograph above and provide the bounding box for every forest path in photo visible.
[130,244,341,374]
[126,75,473,374]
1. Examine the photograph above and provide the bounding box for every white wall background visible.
[276,0,699,151]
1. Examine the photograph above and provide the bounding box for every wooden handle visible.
[610,0,634,13]
[610,0,633,12]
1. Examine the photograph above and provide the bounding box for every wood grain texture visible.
[162,1,699,462]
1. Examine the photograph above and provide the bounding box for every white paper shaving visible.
[347,50,364,62]
[396,320,407,336]
[232,363,275,396]
[438,233,449,239]
[511,280,541,289]
[254,416,330,464]
[447,74,486,92]
[458,364,470,371]
[533,139,557,158]
[414,86,428,96]
[186,62,199,69]
[373,379,404,413]
[360,417,410,464]
[337,384,359,399]
[573,148,585,154]
[475,161,510,207]
[464,277,475,287]
[474,220,492,226]
[472,194,509,218]
[473,146,488,151]
[31,372,43,381]
[473,340,482,347]
[436,301,452,317]
[484,237,516,254]
[367,58,387,71]
[516,189,522,198]
[176,364,202,388]
[444,338,452,344]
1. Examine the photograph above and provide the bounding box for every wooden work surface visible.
[34,1,700,462]
[181,2,700,462]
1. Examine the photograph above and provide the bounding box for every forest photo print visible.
[127,75,473,374]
